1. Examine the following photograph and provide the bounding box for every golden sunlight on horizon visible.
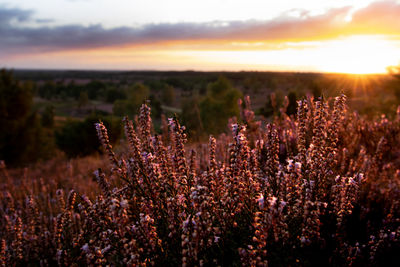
[159,35,400,74]
[6,36,400,74]
[316,35,400,74]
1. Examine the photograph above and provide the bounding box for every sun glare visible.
[9,35,400,73]
[316,35,400,74]
[158,35,400,73]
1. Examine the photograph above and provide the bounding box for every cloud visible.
[1,0,400,56]
[35,18,55,24]
[349,1,400,34]
[0,6,32,25]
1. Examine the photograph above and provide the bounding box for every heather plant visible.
[0,94,399,266]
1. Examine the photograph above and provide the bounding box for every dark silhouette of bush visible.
[55,114,121,158]
[286,91,298,116]
[85,80,107,99]
[149,95,162,119]
[78,91,89,108]
[105,87,126,103]
[0,69,54,166]
[311,81,322,98]
[258,94,275,118]
[161,85,176,105]
[38,81,56,99]
[41,104,55,128]
[181,94,203,140]
[113,83,150,117]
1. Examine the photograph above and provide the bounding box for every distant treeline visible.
[2,68,400,166]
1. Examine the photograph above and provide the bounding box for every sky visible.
[1,0,400,73]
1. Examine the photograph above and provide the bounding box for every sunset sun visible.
[316,35,400,74]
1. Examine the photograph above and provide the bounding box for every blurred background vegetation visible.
[1,67,400,167]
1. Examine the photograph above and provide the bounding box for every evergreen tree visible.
[0,69,54,166]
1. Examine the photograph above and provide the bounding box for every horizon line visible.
[7,67,389,76]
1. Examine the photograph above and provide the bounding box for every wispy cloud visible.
[1,0,400,57]
[35,18,55,24]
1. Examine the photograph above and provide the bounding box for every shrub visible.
[41,104,55,128]
[200,76,242,135]
[55,114,121,157]
[105,87,126,103]
[112,83,150,117]
[0,69,54,166]
[0,95,399,266]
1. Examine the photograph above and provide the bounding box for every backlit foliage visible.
[1,94,399,266]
